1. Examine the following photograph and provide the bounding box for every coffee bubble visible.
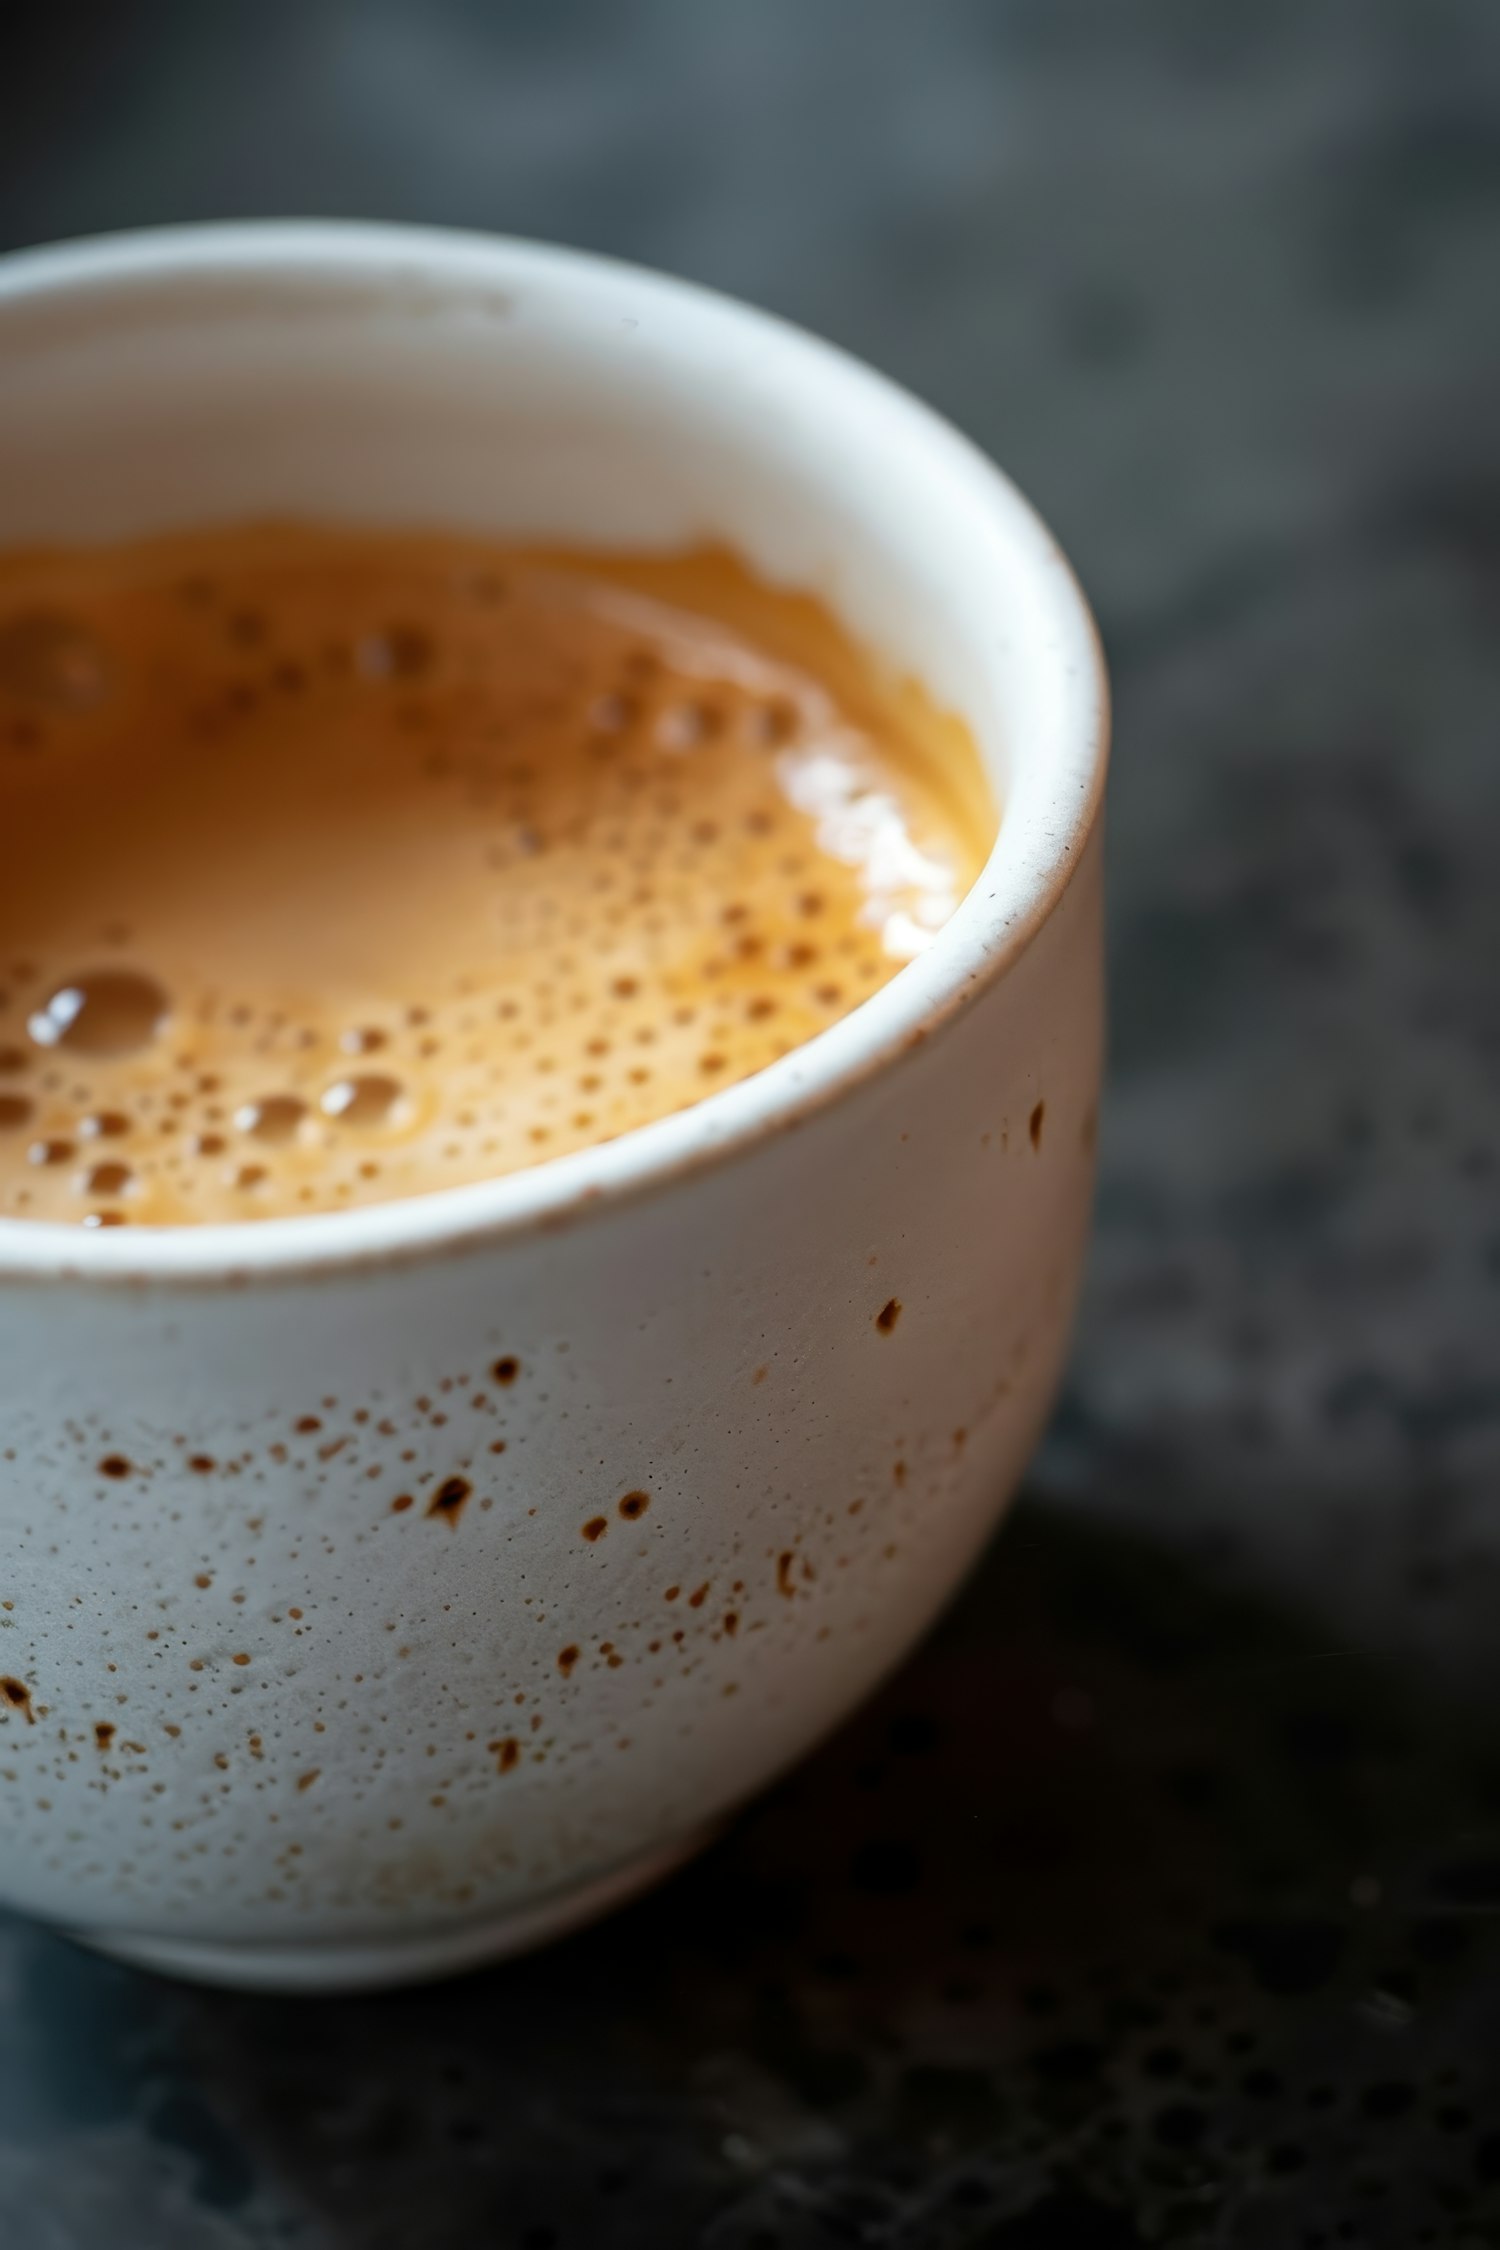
[320,1073,404,1127]
[82,1159,132,1197]
[357,624,433,681]
[0,611,108,710]
[28,969,168,1057]
[235,1093,307,1145]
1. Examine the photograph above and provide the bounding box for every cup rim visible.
[0,219,1108,1288]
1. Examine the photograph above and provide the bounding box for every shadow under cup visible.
[0,224,1107,1990]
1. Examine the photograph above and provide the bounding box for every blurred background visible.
[2,4,1499,2245]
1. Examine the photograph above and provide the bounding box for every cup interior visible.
[0,224,1106,1272]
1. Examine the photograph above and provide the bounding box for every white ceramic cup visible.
[0,224,1107,1991]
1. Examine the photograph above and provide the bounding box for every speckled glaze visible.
[0,225,1107,1989]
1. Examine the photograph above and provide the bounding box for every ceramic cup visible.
[0,224,1108,1991]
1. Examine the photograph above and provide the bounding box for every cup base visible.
[64,1823,720,1993]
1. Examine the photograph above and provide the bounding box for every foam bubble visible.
[234,1094,307,1144]
[82,1159,132,1197]
[357,624,433,680]
[0,611,108,709]
[27,969,168,1057]
[320,1074,404,1127]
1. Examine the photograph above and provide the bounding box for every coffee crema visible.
[0,526,994,1226]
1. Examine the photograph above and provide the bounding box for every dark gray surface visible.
[2,2,1499,2242]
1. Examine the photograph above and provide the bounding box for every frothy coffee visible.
[0,527,993,1225]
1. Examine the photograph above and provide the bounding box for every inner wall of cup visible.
[0,244,1082,824]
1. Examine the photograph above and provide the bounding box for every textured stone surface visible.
[2,1,1498,2242]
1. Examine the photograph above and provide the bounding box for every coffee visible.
[0,527,993,1225]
